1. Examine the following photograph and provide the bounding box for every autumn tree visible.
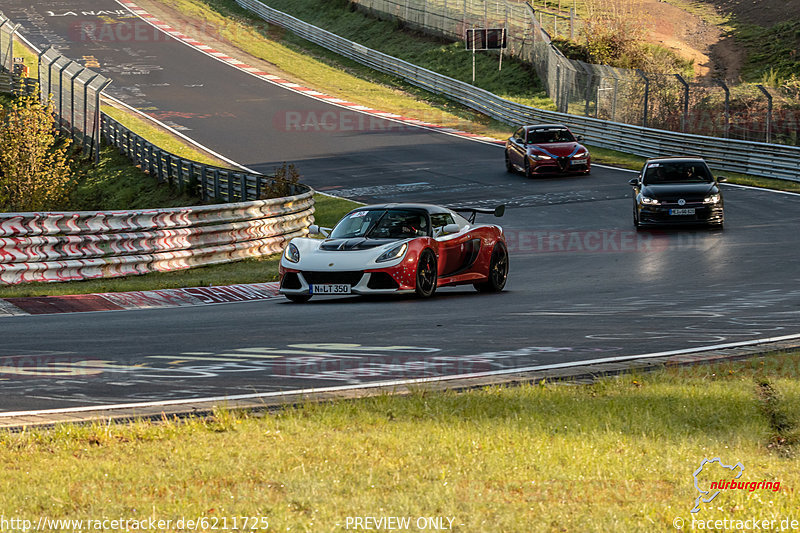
[0,95,74,212]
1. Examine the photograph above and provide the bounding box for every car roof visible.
[350,203,454,215]
[524,124,570,131]
[645,157,707,164]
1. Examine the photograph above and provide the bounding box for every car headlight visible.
[572,150,588,158]
[529,153,551,161]
[704,194,721,204]
[284,242,300,263]
[640,196,661,206]
[376,242,408,263]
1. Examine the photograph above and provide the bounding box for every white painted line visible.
[722,183,800,196]
[1,333,798,419]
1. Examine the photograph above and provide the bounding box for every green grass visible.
[0,352,798,530]
[68,145,201,211]
[0,194,358,298]
[733,20,800,83]
[11,36,40,81]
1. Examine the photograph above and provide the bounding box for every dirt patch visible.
[586,0,745,79]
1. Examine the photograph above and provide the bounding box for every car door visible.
[508,127,526,167]
[431,213,472,277]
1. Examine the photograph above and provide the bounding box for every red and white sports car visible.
[279,203,508,303]
[505,123,591,177]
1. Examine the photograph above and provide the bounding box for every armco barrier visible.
[0,192,314,285]
[236,0,800,182]
[100,112,302,202]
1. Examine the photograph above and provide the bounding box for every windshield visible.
[330,209,429,239]
[643,162,713,185]
[527,128,575,144]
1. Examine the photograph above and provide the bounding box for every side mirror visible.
[309,225,331,237]
[436,224,461,237]
[576,135,584,142]
[717,176,728,183]
[628,178,639,186]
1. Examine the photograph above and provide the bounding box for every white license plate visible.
[670,208,695,215]
[570,158,588,165]
[310,284,351,294]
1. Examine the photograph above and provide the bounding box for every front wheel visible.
[505,150,514,173]
[415,249,438,298]
[474,242,509,293]
[524,159,535,179]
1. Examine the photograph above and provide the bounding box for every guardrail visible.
[236,0,800,182]
[0,189,314,285]
[100,112,306,202]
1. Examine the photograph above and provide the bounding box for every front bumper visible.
[279,268,415,296]
[530,157,590,175]
[638,203,724,225]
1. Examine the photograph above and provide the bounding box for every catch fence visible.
[344,0,797,145]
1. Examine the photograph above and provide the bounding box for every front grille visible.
[302,271,364,285]
[367,272,400,290]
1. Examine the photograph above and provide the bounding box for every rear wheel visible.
[505,150,514,173]
[286,294,311,303]
[475,242,509,293]
[415,249,438,298]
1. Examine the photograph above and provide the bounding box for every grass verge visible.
[0,352,797,530]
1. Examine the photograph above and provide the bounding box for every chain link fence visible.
[38,46,112,162]
[0,11,36,96]
[347,0,798,145]
[0,11,17,72]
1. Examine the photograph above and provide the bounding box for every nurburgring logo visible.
[691,458,782,513]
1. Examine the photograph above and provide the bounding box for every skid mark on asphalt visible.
[513,287,800,343]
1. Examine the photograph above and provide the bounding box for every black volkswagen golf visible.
[629,157,725,229]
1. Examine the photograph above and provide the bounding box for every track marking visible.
[2,333,799,418]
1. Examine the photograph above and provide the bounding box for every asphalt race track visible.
[2,0,800,413]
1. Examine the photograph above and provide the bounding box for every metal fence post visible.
[637,69,649,129]
[94,80,111,165]
[757,84,773,144]
[714,79,730,139]
[675,74,689,133]
[83,73,99,154]
[56,60,69,131]
[569,8,574,40]
[68,66,85,140]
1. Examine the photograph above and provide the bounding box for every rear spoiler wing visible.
[453,205,505,223]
